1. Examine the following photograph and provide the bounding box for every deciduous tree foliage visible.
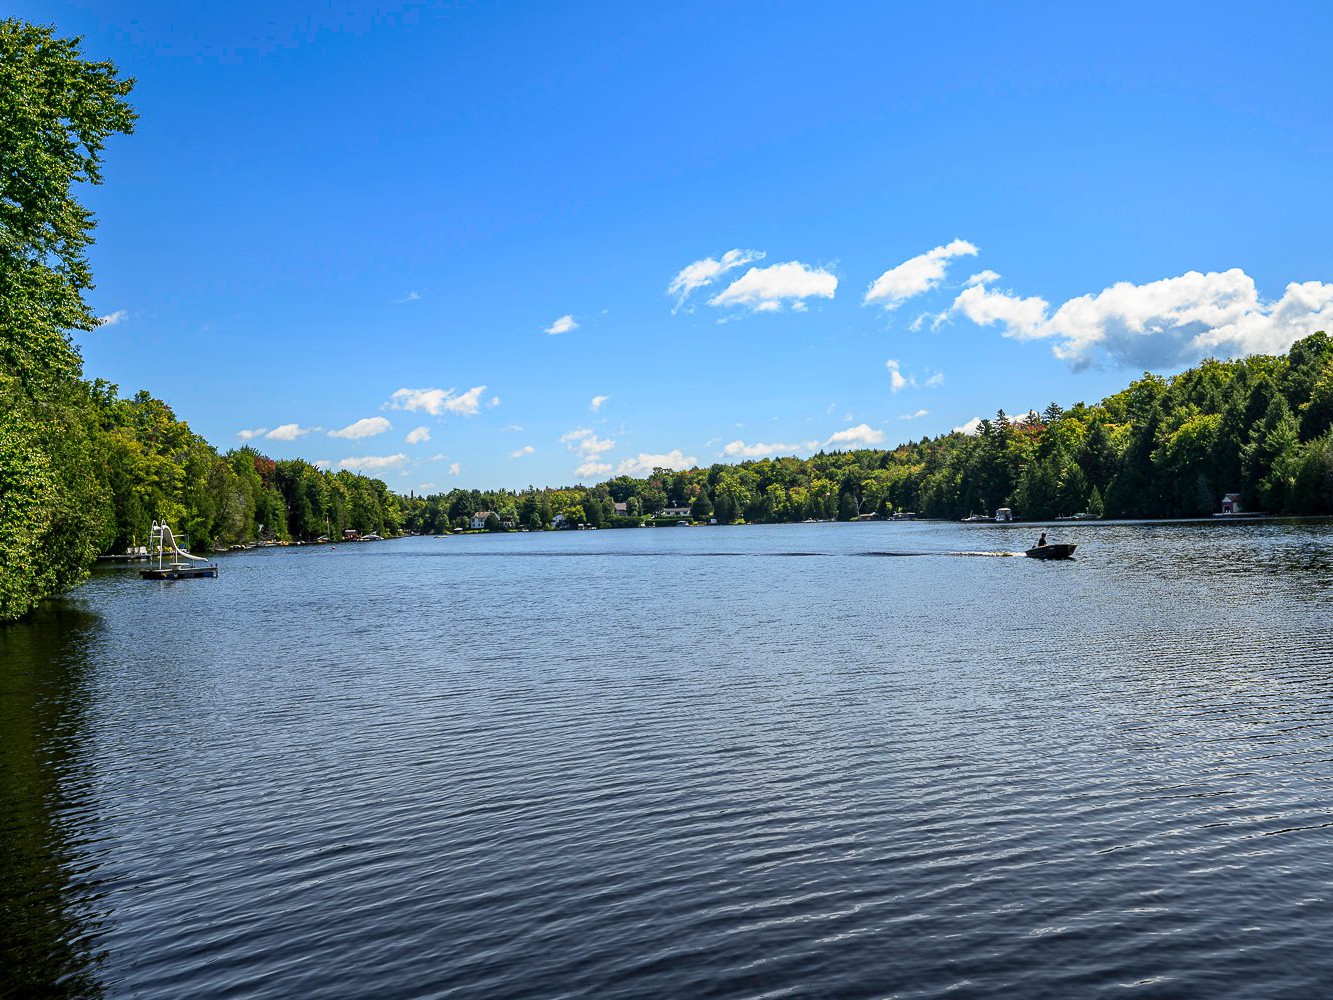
[0,20,134,620]
[1,21,403,620]
[401,333,1333,537]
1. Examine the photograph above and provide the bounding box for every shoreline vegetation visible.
[5,20,1333,621]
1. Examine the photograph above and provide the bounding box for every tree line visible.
[1,20,404,620]
[402,332,1333,534]
[6,18,1333,623]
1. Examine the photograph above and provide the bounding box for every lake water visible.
[4,519,1333,998]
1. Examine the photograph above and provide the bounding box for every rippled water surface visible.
[5,520,1333,998]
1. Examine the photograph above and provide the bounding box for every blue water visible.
[4,519,1333,998]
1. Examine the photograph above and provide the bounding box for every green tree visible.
[0,21,135,620]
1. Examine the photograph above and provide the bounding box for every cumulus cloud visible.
[97,309,129,326]
[824,424,885,448]
[561,428,615,454]
[448,462,461,475]
[709,261,838,313]
[900,409,930,420]
[339,454,407,472]
[965,270,1001,287]
[510,445,535,459]
[944,282,1048,339]
[616,450,698,475]
[668,248,765,310]
[417,482,436,491]
[489,396,501,408]
[329,416,391,439]
[575,461,612,479]
[313,459,331,469]
[865,239,979,310]
[388,386,487,416]
[266,423,317,441]
[236,427,269,441]
[884,359,943,393]
[944,267,1333,370]
[886,359,908,392]
[590,394,610,412]
[545,314,578,335]
[394,291,421,303]
[953,417,984,435]
[721,439,818,458]
[406,426,431,444]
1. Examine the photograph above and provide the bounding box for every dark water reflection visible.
[4,519,1333,999]
[1,604,108,999]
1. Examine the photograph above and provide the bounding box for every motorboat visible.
[1025,543,1076,560]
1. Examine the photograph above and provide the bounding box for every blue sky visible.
[22,1,1333,491]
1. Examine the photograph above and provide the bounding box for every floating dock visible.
[139,521,219,580]
[140,564,219,580]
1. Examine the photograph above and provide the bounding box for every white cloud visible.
[97,309,129,326]
[266,423,316,441]
[900,409,930,420]
[721,439,818,458]
[824,424,885,448]
[574,461,612,478]
[395,291,421,303]
[313,459,331,469]
[590,394,610,412]
[616,450,698,475]
[388,386,487,416]
[236,427,269,441]
[965,270,1001,287]
[329,416,392,440]
[865,239,979,309]
[406,426,431,444]
[448,462,461,475]
[488,396,501,408]
[510,445,535,459]
[500,423,524,432]
[945,267,1333,370]
[545,314,578,335]
[953,417,984,435]
[668,248,766,309]
[884,360,943,393]
[885,359,908,392]
[417,482,436,491]
[944,282,1048,339]
[709,261,838,313]
[339,453,407,472]
[561,428,615,455]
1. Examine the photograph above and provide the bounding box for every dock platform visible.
[140,564,219,580]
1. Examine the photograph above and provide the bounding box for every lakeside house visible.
[658,506,691,518]
[613,501,630,517]
[469,511,492,530]
[1220,493,1244,514]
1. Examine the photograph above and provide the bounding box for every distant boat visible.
[1025,543,1076,560]
[962,514,994,523]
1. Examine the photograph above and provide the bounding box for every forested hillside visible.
[402,334,1333,532]
[5,17,1332,624]
[0,20,399,620]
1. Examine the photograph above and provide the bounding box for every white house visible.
[659,506,691,518]
[470,511,493,530]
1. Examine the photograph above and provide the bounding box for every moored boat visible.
[1025,543,1076,560]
